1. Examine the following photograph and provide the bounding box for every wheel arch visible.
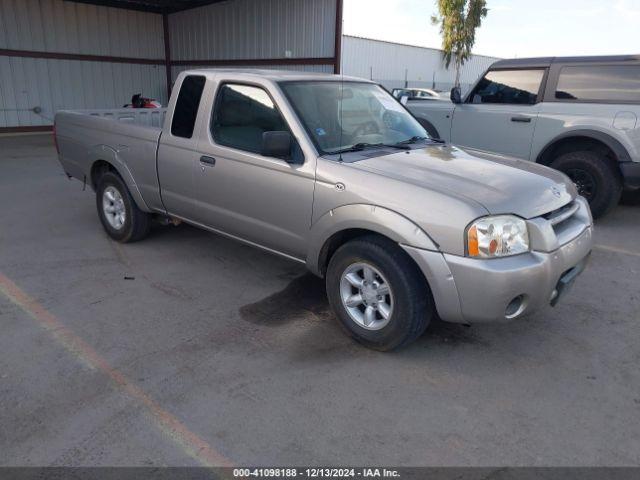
[88,146,151,212]
[90,159,116,189]
[307,204,439,277]
[536,130,630,168]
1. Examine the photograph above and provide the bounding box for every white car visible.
[392,88,445,101]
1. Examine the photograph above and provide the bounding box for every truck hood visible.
[348,144,576,219]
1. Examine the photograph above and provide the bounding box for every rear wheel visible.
[326,235,433,351]
[551,150,622,219]
[96,171,150,242]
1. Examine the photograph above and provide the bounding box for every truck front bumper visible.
[402,225,593,324]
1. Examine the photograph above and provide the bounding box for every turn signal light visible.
[468,225,479,256]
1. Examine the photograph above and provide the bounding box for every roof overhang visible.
[68,0,228,14]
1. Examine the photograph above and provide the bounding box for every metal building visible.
[341,35,499,93]
[0,0,343,133]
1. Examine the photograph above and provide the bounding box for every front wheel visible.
[96,171,150,242]
[326,235,434,351]
[551,150,622,219]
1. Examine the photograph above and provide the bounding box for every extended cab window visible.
[555,65,640,103]
[211,83,288,154]
[171,75,206,138]
[469,69,544,105]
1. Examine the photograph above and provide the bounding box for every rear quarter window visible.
[171,75,206,138]
[555,65,640,103]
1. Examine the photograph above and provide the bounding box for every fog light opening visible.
[505,295,526,319]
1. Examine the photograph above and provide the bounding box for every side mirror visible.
[262,131,295,162]
[400,95,409,105]
[450,87,462,104]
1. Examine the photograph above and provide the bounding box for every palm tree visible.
[431,0,488,89]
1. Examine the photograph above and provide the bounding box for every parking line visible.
[0,271,234,468]
[594,244,640,258]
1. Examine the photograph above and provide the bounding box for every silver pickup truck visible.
[54,69,593,350]
[407,55,640,219]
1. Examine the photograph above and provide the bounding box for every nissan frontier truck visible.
[54,70,593,350]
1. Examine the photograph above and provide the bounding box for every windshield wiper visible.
[332,142,410,155]
[395,136,430,145]
[395,136,446,145]
[332,136,444,155]
[330,143,377,154]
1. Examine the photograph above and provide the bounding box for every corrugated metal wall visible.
[0,0,164,57]
[1,0,339,130]
[0,0,166,129]
[169,0,337,69]
[0,58,165,127]
[341,35,499,93]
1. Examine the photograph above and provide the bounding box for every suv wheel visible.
[326,235,433,351]
[96,171,151,242]
[551,150,622,219]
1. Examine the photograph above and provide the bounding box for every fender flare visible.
[536,129,631,165]
[88,144,152,213]
[306,204,439,276]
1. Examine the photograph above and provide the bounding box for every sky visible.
[343,0,640,59]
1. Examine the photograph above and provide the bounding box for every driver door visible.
[192,82,316,259]
[451,68,546,160]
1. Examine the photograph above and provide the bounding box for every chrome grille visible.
[544,201,579,230]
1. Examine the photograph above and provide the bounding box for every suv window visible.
[171,75,206,138]
[555,65,640,103]
[211,83,288,154]
[469,69,544,105]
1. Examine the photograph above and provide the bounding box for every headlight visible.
[466,215,529,258]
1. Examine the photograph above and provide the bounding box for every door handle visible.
[511,116,532,123]
[200,155,216,166]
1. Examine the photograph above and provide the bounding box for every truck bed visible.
[79,108,167,128]
[55,108,168,212]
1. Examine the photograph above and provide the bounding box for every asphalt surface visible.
[1,134,639,467]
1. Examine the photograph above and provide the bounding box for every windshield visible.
[279,81,429,155]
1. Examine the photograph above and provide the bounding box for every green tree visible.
[431,0,488,88]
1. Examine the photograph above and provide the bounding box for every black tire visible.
[551,150,622,219]
[326,235,434,351]
[96,171,150,243]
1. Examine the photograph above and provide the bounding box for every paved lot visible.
[1,134,639,467]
